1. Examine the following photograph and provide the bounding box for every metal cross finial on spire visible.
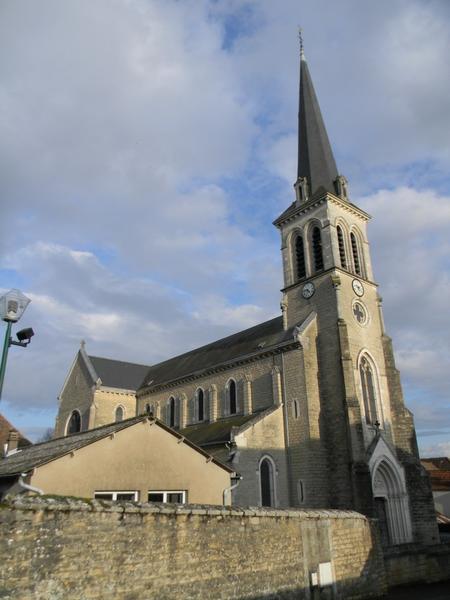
[298,27,305,61]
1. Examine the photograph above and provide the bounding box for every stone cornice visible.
[137,340,300,397]
[273,192,371,228]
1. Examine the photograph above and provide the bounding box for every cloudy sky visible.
[1,0,449,456]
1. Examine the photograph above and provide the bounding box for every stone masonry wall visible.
[0,497,386,600]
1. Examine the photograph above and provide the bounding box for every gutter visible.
[223,475,242,506]
[18,473,43,496]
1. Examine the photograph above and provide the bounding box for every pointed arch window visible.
[295,235,306,280]
[359,356,379,425]
[115,406,124,422]
[228,379,237,415]
[337,226,347,269]
[260,457,276,507]
[67,410,81,434]
[351,232,361,276]
[196,388,205,422]
[312,226,324,272]
[168,396,176,428]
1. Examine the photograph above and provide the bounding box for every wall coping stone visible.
[1,495,368,520]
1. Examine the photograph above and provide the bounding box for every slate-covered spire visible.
[297,42,339,198]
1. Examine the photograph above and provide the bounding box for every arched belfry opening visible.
[371,454,412,546]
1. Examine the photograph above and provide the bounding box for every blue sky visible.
[1,0,449,455]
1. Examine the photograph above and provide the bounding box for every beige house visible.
[52,48,439,548]
[0,416,236,505]
[54,341,148,437]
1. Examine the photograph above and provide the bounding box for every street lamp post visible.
[0,289,34,401]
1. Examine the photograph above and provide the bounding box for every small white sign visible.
[319,562,333,586]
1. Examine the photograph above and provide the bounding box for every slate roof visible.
[0,415,234,477]
[140,316,297,391]
[0,414,31,450]
[89,356,149,391]
[180,406,279,448]
[297,53,338,197]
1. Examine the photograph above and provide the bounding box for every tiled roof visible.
[0,413,31,450]
[181,412,262,447]
[428,471,450,492]
[421,457,450,471]
[89,356,149,391]
[0,415,234,477]
[140,316,297,391]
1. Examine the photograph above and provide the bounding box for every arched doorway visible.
[372,458,412,545]
[259,457,276,507]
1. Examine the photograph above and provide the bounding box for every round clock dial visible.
[352,279,364,297]
[302,282,315,299]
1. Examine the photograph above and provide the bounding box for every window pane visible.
[115,406,124,422]
[94,493,113,500]
[166,493,184,503]
[148,493,164,502]
[116,493,136,501]
[229,380,237,414]
[68,411,81,434]
[198,389,204,421]
[260,459,273,507]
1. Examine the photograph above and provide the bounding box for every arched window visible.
[67,410,81,434]
[312,226,324,272]
[145,403,154,416]
[337,225,347,269]
[196,388,205,422]
[228,380,237,415]
[351,232,361,275]
[295,235,306,280]
[260,457,275,507]
[169,396,176,428]
[115,406,124,422]
[359,356,379,425]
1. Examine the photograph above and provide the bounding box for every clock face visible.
[352,279,364,297]
[302,282,315,299]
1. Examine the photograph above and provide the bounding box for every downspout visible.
[281,352,294,506]
[18,473,43,496]
[223,475,242,506]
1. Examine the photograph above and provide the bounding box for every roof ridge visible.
[146,315,282,368]
[88,355,150,368]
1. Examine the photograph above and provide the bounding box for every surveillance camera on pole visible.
[0,289,34,401]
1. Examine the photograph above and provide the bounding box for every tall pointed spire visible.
[297,33,338,198]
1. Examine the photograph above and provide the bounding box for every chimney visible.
[6,430,20,455]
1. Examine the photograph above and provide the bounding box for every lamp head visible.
[0,289,31,322]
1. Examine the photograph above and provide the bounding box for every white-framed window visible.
[94,491,138,502]
[148,490,186,503]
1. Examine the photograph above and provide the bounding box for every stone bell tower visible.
[273,40,438,545]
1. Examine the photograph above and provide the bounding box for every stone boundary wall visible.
[0,496,386,600]
[384,542,450,587]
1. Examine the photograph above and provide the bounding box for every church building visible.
[56,46,438,547]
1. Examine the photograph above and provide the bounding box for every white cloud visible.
[1,0,449,449]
